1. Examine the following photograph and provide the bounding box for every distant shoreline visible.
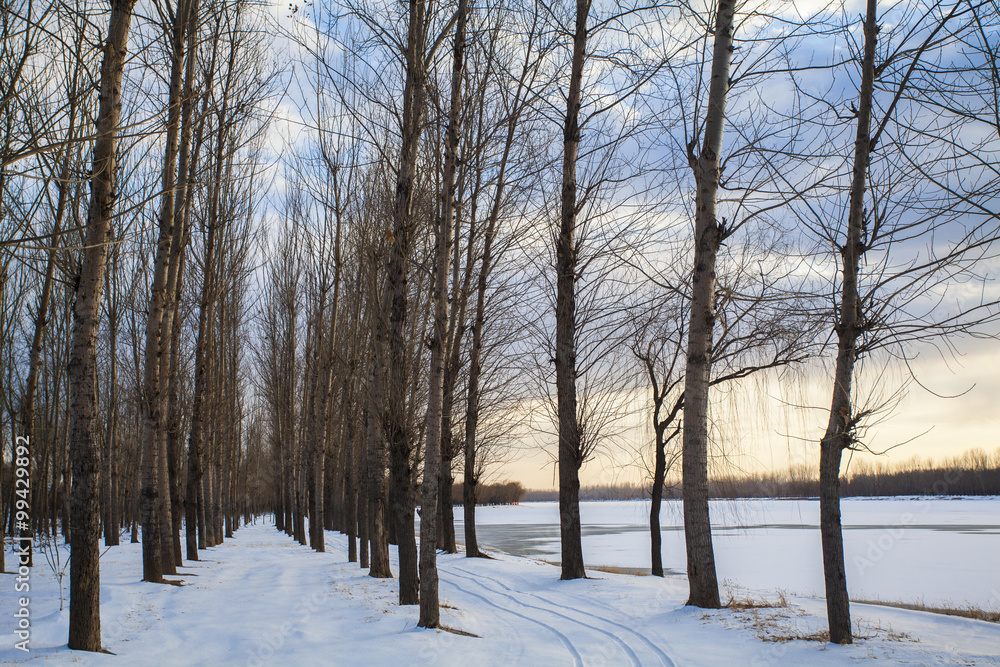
[518,492,1000,502]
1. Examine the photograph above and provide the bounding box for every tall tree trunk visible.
[104,315,120,547]
[179,0,207,562]
[283,375,294,537]
[438,182,474,556]
[205,429,217,547]
[650,424,666,578]
[358,422,370,568]
[345,420,358,562]
[275,438,285,532]
[198,460,208,548]
[309,167,344,553]
[166,0,199,565]
[341,344,359,561]
[156,168,189,574]
[66,0,137,650]
[389,440,417,602]
[293,437,306,545]
[681,0,735,610]
[438,141,479,556]
[820,0,878,645]
[555,0,590,582]
[165,251,185,565]
[214,402,225,544]
[304,310,324,548]
[462,36,528,558]
[385,0,429,607]
[366,351,392,577]
[419,0,466,626]
[131,424,140,545]
[437,448,456,552]
[140,0,191,580]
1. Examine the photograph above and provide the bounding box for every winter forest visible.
[2,0,1000,663]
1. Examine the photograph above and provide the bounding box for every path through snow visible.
[2,519,999,665]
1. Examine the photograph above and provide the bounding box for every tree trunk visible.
[168,0,198,564]
[650,423,666,577]
[681,0,736,610]
[304,310,324,549]
[366,360,391,578]
[214,436,225,544]
[357,405,370,568]
[184,121,215,561]
[205,430,217,547]
[345,425,358,562]
[310,167,344,553]
[462,37,529,558]
[819,0,878,645]
[419,0,465,626]
[140,0,192,580]
[438,166,475,556]
[165,251,185,565]
[385,0,429,608]
[555,0,590,582]
[390,443,418,604]
[437,451,456,553]
[66,0,137,650]
[104,316,120,547]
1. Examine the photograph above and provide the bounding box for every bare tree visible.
[139,0,200,582]
[679,0,736,608]
[800,0,1000,643]
[418,0,467,627]
[66,0,139,651]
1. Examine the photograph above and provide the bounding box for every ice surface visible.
[461,498,1000,608]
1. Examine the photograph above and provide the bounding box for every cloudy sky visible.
[499,333,1000,490]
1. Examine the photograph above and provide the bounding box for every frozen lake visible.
[455,498,1000,609]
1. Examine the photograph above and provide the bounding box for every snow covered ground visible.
[2,502,999,665]
[463,498,1000,608]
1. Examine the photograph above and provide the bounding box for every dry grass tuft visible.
[718,584,920,646]
[725,589,789,610]
[759,628,830,643]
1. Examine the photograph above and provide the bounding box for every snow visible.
[1,500,998,666]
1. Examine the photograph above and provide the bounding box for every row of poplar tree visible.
[2,0,1000,653]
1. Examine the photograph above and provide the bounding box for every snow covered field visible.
[1,499,998,666]
[462,498,1000,608]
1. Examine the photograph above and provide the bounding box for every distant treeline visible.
[522,448,1000,500]
[451,481,527,506]
[522,484,649,502]
[713,449,1000,499]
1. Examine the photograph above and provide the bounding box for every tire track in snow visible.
[445,567,644,667]
[443,576,584,667]
[452,565,676,667]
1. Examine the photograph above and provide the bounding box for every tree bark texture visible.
[681,0,736,609]
[67,0,137,651]
[819,0,878,645]
[555,0,590,582]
